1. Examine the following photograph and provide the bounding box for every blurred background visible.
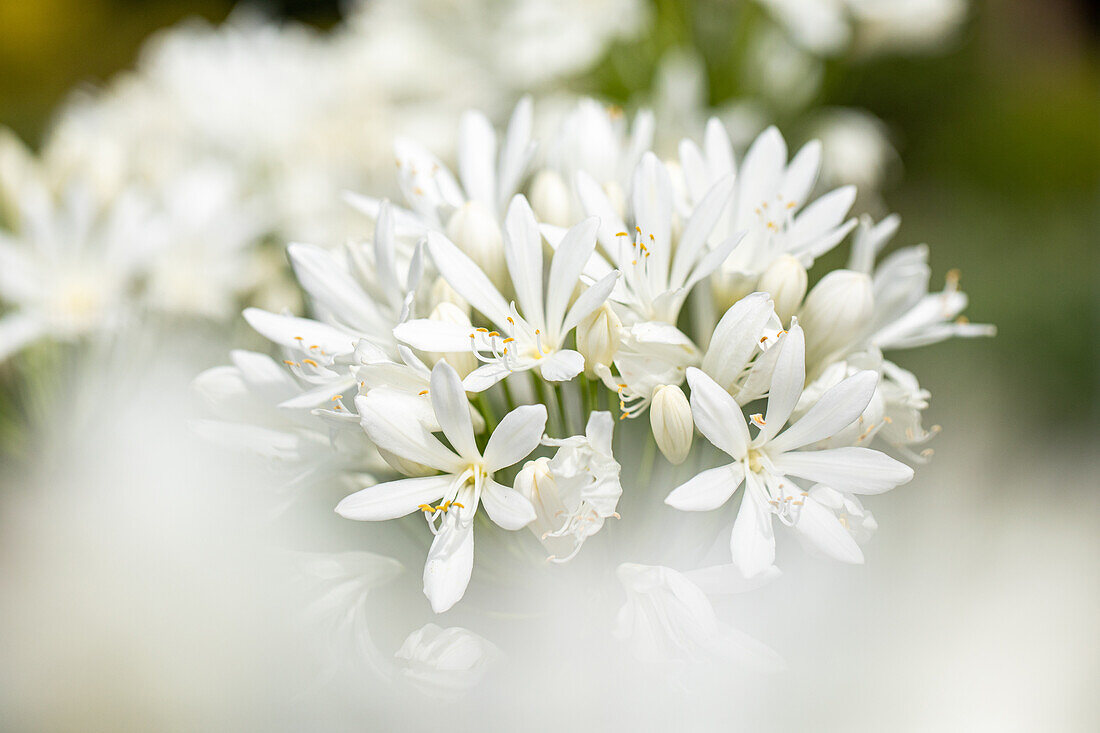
[0,0,1096,730]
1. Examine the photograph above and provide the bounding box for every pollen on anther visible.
[418,389,429,396]
[331,395,343,401]
[303,358,319,367]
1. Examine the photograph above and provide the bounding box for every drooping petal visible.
[480,479,537,530]
[729,472,776,578]
[482,404,547,471]
[665,462,744,512]
[770,447,914,494]
[336,475,452,521]
[758,322,805,444]
[429,361,479,461]
[793,496,864,564]
[770,370,879,453]
[685,367,750,460]
[243,308,356,356]
[424,519,475,613]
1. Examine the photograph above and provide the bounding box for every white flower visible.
[698,291,786,403]
[679,123,857,300]
[515,411,622,561]
[574,302,623,377]
[796,268,875,369]
[395,196,618,390]
[394,623,498,695]
[336,361,544,612]
[613,562,784,671]
[665,324,913,576]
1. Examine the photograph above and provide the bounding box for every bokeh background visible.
[0,0,1096,730]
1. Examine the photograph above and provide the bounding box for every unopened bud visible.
[796,269,874,368]
[529,169,572,228]
[758,255,808,324]
[650,385,693,465]
[427,302,476,377]
[575,302,622,376]
[378,447,436,478]
[430,277,468,314]
[445,200,507,287]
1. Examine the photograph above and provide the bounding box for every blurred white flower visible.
[394,623,498,695]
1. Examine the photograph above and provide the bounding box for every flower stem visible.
[554,383,574,436]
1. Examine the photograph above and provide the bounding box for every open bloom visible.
[395,195,618,390]
[515,411,622,562]
[665,324,913,576]
[336,361,544,612]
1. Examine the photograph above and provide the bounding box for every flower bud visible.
[430,277,468,314]
[575,302,622,376]
[758,255,807,324]
[796,269,874,369]
[427,301,476,377]
[529,169,572,228]
[603,180,627,221]
[445,200,507,287]
[377,447,436,478]
[650,385,693,465]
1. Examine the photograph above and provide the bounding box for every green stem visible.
[474,394,498,436]
[500,375,518,412]
[554,383,573,436]
[530,372,559,437]
[636,431,657,491]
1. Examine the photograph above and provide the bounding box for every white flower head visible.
[337,361,544,612]
[666,324,913,576]
[394,623,498,695]
[516,411,622,562]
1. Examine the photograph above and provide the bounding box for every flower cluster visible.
[199,99,993,676]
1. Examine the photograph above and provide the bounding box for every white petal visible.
[503,195,544,327]
[665,462,744,512]
[336,475,452,521]
[461,363,515,392]
[704,117,735,179]
[546,217,600,334]
[730,473,776,578]
[770,447,914,494]
[758,323,805,443]
[576,170,628,254]
[430,361,479,461]
[0,312,44,362]
[702,292,775,391]
[356,393,462,473]
[561,270,619,336]
[243,308,356,355]
[537,349,584,382]
[393,318,477,353]
[288,243,384,334]
[497,96,535,210]
[458,110,497,214]
[482,404,547,471]
[777,140,821,208]
[426,232,512,327]
[424,520,475,613]
[631,152,674,284]
[670,175,734,289]
[786,186,856,252]
[480,479,537,530]
[794,497,864,564]
[770,370,878,452]
[686,367,750,460]
[735,127,786,224]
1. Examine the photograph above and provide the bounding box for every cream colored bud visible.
[575,302,622,376]
[445,200,507,287]
[427,302,477,377]
[430,277,469,313]
[650,385,693,465]
[797,269,874,369]
[758,255,808,324]
[377,447,436,477]
[529,169,573,228]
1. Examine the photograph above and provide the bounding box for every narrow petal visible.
[770,447,914,494]
[393,318,477,353]
[686,367,750,460]
[356,393,462,473]
[770,370,878,453]
[575,170,628,254]
[665,462,744,512]
[497,96,535,210]
[461,363,515,392]
[730,473,776,578]
[758,323,805,444]
[794,497,864,564]
[458,110,497,214]
[429,361,479,461]
[424,520,475,613]
[503,195,544,327]
[777,140,821,208]
[482,404,547,471]
[631,152,674,285]
[243,308,356,355]
[426,232,512,327]
[0,312,44,362]
[288,243,385,334]
[481,479,537,530]
[786,186,856,251]
[670,175,734,289]
[560,270,619,336]
[336,475,451,521]
[546,217,600,335]
[702,292,775,391]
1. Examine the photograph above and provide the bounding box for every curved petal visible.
[482,404,547,471]
[685,367,750,460]
[671,175,734,289]
[336,475,452,521]
[394,318,477,353]
[702,292,775,391]
[793,497,864,564]
[429,361,479,461]
[665,462,744,512]
[537,349,584,382]
[575,170,628,254]
[481,479,537,530]
[758,323,805,444]
[424,519,475,613]
[458,110,497,213]
[730,473,776,578]
[770,447,914,494]
[546,217,600,334]
[770,370,878,453]
[288,244,386,334]
[426,232,512,327]
[356,393,462,473]
[561,270,619,336]
[243,308,356,355]
[503,195,545,326]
